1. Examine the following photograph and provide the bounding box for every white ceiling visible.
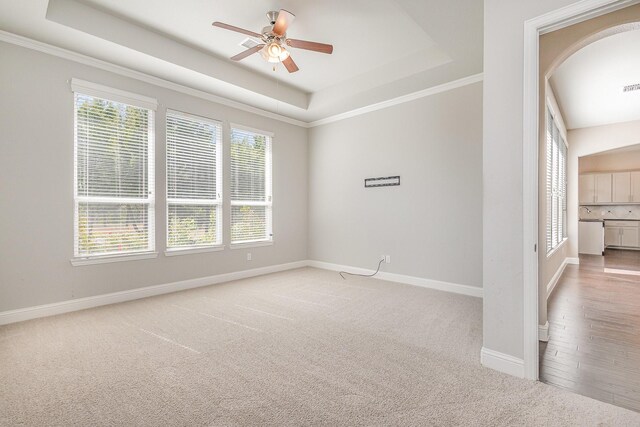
[82,0,450,93]
[550,28,640,130]
[0,0,483,123]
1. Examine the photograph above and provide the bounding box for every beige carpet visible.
[1,267,639,426]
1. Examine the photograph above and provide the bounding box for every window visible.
[73,80,156,259]
[230,125,273,245]
[546,107,567,253]
[166,111,222,250]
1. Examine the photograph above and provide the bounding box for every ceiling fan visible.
[212,9,333,73]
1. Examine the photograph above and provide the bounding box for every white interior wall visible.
[483,0,581,362]
[0,41,308,312]
[538,81,570,329]
[308,82,483,289]
[580,148,640,173]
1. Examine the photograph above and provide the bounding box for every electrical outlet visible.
[385,255,391,264]
[247,252,252,261]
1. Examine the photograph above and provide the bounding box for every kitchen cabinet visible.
[604,226,620,246]
[613,172,631,203]
[580,170,640,205]
[611,171,640,203]
[579,221,604,255]
[595,173,612,203]
[604,221,640,248]
[579,175,594,204]
[631,171,640,203]
[622,227,639,247]
[578,173,612,204]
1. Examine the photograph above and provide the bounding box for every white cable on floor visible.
[339,258,384,280]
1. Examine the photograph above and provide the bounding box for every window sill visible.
[70,251,158,266]
[230,240,273,250]
[546,237,568,259]
[164,245,225,257]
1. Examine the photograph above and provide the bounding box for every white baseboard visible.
[546,257,577,299]
[0,259,483,326]
[0,261,307,326]
[538,321,550,342]
[540,256,580,342]
[307,260,483,298]
[481,347,525,378]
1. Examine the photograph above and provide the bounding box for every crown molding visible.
[0,30,308,128]
[537,0,640,35]
[0,30,484,129]
[306,73,484,128]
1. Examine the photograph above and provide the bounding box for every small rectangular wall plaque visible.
[364,176,400,188]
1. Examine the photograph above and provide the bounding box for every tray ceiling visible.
[0,0,483,123]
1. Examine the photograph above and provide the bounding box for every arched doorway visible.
[534,5,640,411]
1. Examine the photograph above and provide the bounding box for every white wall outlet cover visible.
[385,255,391,263]
[247,253,252,261]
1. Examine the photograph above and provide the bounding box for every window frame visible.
[546,104,568,255]
[229,123,273,248]
[165,109,224,254]
[71,79,157,265]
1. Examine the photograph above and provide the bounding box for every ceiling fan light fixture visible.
[268,42,281,57]
[260,42,289,63]
[279,48,290,61]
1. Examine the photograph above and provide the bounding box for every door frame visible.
[522,0,639,380]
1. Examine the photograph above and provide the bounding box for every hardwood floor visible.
[540,249,640,412]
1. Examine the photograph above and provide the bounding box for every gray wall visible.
[308,82,483,288]
[0,42,308,312]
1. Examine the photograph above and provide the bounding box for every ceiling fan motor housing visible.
[262,26,284,39]
[266,11,279,25]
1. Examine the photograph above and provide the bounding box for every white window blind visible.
[230,126,272,244]
[546,108,567,253]
[74,91,155,258]
[166,110,222,249]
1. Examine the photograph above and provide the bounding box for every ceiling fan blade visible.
[230,44,265,61]
[282,55,299,73]
[272,9,295,36]
[212,22,262,39]
[286,39,333,54]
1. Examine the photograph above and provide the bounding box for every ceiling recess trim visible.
[0,30,484,128]
[307,73,484,127]
[0,30,307,127]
